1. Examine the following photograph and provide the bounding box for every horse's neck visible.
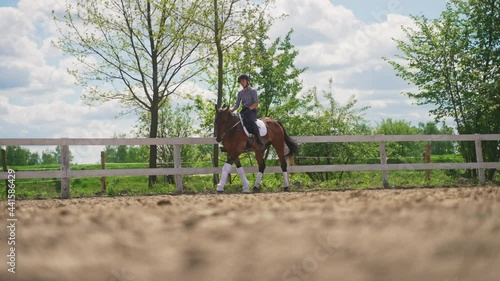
[228,114,242,128]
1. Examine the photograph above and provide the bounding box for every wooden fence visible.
[1,134,499,198]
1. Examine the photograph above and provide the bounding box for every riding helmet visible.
[238,74,250,82]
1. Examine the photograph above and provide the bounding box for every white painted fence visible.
[1,134,499,198]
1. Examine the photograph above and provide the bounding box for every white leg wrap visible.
[217,163,232,191]
[254,172,263,187]
[237,167,250,193]
[283,172,290,187]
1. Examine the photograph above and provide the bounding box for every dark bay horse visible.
[215,105,299,193]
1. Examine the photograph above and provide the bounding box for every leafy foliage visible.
[293,78,374,182]
[135,99,206,182]
[104,145,147,163]
[3,146,73,165]
[385,0,499,179]
[418,121,456,155]
[248,29,309,125]
[374,119,425,159]
[53,0,207,185]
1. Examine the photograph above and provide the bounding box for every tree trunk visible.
[149,103,159,187]
[212,0,222,187]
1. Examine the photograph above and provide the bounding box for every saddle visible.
[238,114,267,137]
[220,115,267,152]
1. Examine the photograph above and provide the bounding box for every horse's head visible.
[215,104,232,142]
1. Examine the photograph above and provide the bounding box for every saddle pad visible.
[238,114,267,137]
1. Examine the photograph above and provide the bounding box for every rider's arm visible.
[249,102,258,110]
[231,94,241,111]
[248,89,259,110]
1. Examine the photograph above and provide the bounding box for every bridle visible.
[217,111,241,142]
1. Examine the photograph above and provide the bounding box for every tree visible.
[244,28,308,124]
[104,145,147,163]
[194,0,278,185]
[202,10,301,123]
[374,119,425,161]
[54,0,206,186]
[198,0,278,108]
[41,149,58,165]
[204,24,308,131]
[104,134,147,163]
[53,145,74,164]
[195,24,308,168]
[5,146,41,166]
[418,122,455,155]
[295,78,373,182]
[136,99,203,183]
[386,0,499,179]
[5,145,40,166]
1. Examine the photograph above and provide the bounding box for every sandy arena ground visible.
[1,186,500,281]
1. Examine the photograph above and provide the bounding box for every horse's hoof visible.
[252,186,261,193]
[243,190,250,194]
[217,190,224,194]
[283,187,290,192]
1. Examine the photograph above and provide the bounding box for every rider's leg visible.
[248,121,265,148]
[243,110,265,150]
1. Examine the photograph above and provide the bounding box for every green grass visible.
[2,155,498,199]
[10,163,150,171]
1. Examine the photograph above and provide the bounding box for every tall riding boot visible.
[249,122,266,150]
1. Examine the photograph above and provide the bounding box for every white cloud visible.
[0,7,34,36]
[0,2,136,163]
[367,99,391,109]
[0,0,445,163]
[268,0,433,126]
[18,0,69,23]
[271,0,360,45]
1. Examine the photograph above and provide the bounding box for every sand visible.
[1,186,499,281]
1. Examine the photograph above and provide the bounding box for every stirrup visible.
[246,134,254,148]
[255,135,266,150]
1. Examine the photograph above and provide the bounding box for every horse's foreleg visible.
[283,171,290,192]
[252,152,266,193]
[217,162,232,193]
[235,160,250,193]
[255,172,263,187]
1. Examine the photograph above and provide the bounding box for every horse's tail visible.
[277,120,299,159]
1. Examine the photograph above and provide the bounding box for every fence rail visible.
[1,134,499,198]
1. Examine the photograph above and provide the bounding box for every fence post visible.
[474,134,485,185]
[2,149,7,198]
[173,144,183,193]
[101,151,106,192]
[425,143,431,181]
[379,140,389,188]
[60,144,71,198]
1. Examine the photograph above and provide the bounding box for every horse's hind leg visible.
[273,141,290,192]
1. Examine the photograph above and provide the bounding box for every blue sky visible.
[0,0,17,7]
[0,0,448,163]
[334,0,444,22]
